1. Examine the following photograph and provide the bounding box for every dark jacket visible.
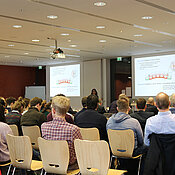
[75,109,108,141]
[130,110,154,132]
[145,104,158,115]
[144,134,175,175]
[21,107,47,128]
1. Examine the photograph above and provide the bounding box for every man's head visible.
[6,97,16,106]
[30,97,43,111]
[52,96,70,116]
[147,97,155,105]
[82,96,87,108]
[170,93,175,107]
[117,96,130,113]
[156,92,170,110]
[136,98,146,110]
[12,101,24,113]
[87,95,99,110]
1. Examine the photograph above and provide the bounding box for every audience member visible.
[0,122,13,163]
[22,98,30,115]
[0,104,6,123]
[109,94,132,114]
[41,96,82,169]
[144,92,175,146]
[6,101,24,135]
[75,94,108,141]
[74,96,87,123]
[6,97,16,113]
[107,96,145,156]
[169,93,175,114]
[130,98,154,132]
[21,97,46,128]
[41,101,51,117]
[145,97,158,115]
[97,99,106,114]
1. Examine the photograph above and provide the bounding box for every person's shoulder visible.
[0,122,11,130]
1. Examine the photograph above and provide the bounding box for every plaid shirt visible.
[41,117,82,165]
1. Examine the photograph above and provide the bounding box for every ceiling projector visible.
[50,48,66,59]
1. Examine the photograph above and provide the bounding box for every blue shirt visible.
[144,111,175,146]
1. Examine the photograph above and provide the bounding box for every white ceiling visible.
[0,0,175,66]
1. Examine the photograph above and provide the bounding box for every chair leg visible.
[6,164,11,175]
[44,171,46,175]
[12,167,16,175]
[137,155,142,175]
[110,155,113,168]
[40,169,44,175]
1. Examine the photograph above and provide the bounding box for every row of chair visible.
[6,134,127,175]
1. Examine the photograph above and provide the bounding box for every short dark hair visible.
[12,101,24,112]
[137,98,146,109]
[82,96,87,108]
[117,97,129,112]
[6,97,16,105]
[156,92,169,110]
[23,98,30,108]
[87,95,99,110]
[0,98,5,106]
[30,97,42,107]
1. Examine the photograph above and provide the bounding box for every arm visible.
[135,120,143,146]
[144,119,153,146]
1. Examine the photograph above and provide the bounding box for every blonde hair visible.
[52,96,70,116]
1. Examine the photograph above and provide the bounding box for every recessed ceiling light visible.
[24,53,29,55]
[68,40,72,42]
[142,16,153,20]
[94,2,106,6]
[70,45,77,47]
[13,25,22,28]
[99,40,106,43]
[32,39,40,42]
[96,26,105,29]
[5,56,10,58]
[134,34,143,37]
[66,54,80,58]
[47,15,58,19]
[50,46,55,48]
[120,30,123,33]
[8,44,14,47]
[61,33,69,36]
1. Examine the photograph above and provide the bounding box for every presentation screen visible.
[50,64,80,97]
[133,54,175,97]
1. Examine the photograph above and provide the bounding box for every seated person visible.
[6,97,16,113]
[41,96,82,168]
[106,96,146,156]
[75,94,108,141]
[6,101,24,135]
[145,97,158,115]
[169,93,175,114]
[74,96,87,123]
[130,98,154,132]
[21,97,47,128]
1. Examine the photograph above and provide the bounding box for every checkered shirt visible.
[41,117,82,165]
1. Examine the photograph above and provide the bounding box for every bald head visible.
[156,92,169,110]
[147,97,154,105]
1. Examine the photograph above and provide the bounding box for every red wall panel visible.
[0,65,36,98]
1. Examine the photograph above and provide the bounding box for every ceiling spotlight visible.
[47,15,58,19]
[61,33,69,36]
[70,45,77,47]
[68,40,72,42]
[99,40,106,43]
[94,2,106,6]
[8,44,14,47]
[96,26,105,29]
[134,34,143,37]
[13,25,22,28]
[24,53,29,55]
[5,56,10,58]
[142,16,153,20]
[32,39,40,42]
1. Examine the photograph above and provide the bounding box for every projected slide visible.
[135,54,175,96]
[50,64,80,97]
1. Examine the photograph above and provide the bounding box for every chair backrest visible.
[6,134,32,169]
[107,129,135,158]
[80,128,100,141]
[74,139,110,175]
[9,124,19,136]
[38,137,69,174]
[22,125,41,150]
